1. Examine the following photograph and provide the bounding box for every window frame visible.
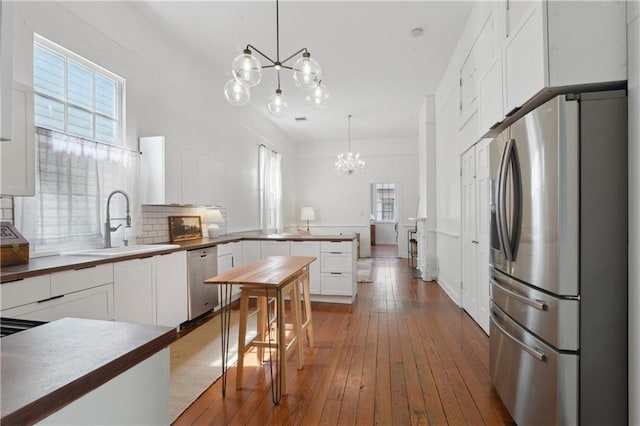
[33,33,125,146]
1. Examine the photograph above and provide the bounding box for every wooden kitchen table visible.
[204,255,316,404]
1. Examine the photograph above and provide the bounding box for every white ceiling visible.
[132,1,473,144]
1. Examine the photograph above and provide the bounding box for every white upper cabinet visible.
[0,0,14,142]
[502,0,626,115]
[139,136,217,205]
[1,82,35,196]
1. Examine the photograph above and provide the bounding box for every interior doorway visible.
[370,182,399,258]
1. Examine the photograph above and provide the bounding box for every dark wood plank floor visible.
[173,257,513,425]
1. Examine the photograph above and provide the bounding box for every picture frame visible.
[168,216,202,242]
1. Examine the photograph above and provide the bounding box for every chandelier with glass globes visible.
[223,0,330,117]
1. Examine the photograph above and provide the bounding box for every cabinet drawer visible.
[321,252,352,273]
[51,263,113,296]
[321,273,353,296]
[320,241,352,253]
[0,275,51,310]
[217,242,234,256]
[1,283,114,321]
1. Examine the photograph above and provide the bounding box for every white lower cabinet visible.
[319,240,357,302]
[1,284,114,321]
[114,257,155,325]
[261,240,290,257]
[218,241,242,299]
[242,240,261,265]
[291,241,321,294]
[1,264,114,321]
[114,252,188,328]
[155,251,188,328]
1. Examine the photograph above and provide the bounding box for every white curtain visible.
[259,145,282,234]
[15,128,139,253]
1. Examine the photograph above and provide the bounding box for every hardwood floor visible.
[370,244,398,258]
[173,257,513,425]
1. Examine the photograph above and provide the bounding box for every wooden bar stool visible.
[295,267,314,348]
[235,275,304,394]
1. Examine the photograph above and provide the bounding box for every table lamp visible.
[300,206,315,232]
[204,209,224,238]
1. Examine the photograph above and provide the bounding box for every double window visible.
[374,183,397,222]
[33,34,124,145]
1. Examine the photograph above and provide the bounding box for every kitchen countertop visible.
[0,317,176,425]
[0,233,356,283]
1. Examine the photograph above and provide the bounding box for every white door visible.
[114,258,155,325]
[461,147,478,321]
[475,139,492,334]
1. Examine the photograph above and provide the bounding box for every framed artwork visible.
[168,216,202,242]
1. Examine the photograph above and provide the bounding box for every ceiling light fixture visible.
[334,115,365,176]
[223,0,329,117]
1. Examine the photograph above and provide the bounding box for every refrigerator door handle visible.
[491,311,547,362]
[497,138,515,261]
[491,277,548,311]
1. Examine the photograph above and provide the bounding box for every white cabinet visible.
[261,240,290,257]
[320,240,356,301]
[114,252,188,328]
[291,241,321,294]
[155,251,188,328]
[0,0,14,141]
[242,240,261,265]
[114,257,155,325]
[460,139,491,334]
[1,82,35,196]
[1,265,114,321]
[502,1,626,115]
[139,136,216,205]
[218,241,242,298]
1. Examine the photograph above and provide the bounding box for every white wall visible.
[295,137,418,258]
[11,1,298,234]
[627,1,639,423]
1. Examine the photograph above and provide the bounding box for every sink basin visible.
[64,244,180,257]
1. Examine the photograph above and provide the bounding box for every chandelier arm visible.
[276,0,280,62]
[246,44,276,65]
[280,48,309,65]
[277,71,282,91]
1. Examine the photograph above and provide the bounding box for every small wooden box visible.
[1,222,29,267]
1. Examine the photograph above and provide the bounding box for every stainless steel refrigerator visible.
[489,90,628,425]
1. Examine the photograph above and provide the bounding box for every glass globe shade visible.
[231,51,262,87]
[305,81,330,108]
[267,90,289,117]
[224,79,250,106]
[293,54,321,89]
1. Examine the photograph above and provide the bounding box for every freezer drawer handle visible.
[492,312,547,362]
[491,278,547,311]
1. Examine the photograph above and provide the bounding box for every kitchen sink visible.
[64,244,180,257]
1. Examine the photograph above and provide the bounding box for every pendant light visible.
[224,0,329,116]
[334,115,365,175]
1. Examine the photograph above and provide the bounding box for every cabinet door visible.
[0,0,14,141]
[261,241,290,257]
[155,251,188,328]
[320,273,352,296]
[1,284,114,321]
[291,241,321,294]
[242,241,261,265]
[479,60,504,132]
[114,258,155,325]
[475,139,492,334]
[217,253,233,274]
[51,264,113,296]
[503,2,545,114]
[0,275,51,310]
[1,83,35,196]
[461,147,478,321]
[164,142,182,204]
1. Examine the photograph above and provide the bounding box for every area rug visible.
[169,311,257,423]
[357,258,373,283]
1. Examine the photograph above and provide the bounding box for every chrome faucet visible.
[105,190,131,248]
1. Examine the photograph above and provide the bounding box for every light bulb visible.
[305,80,330,108]
[231,49,262,87]
[293,52,321,89]
[267,89,289,117]
[224,79,250,106]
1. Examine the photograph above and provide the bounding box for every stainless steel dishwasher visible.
[187,247,218,320]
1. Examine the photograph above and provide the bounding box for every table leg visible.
[300,269,315,347]
[219,283,232,397]
[235,290,250,390]
[277,287,286,399]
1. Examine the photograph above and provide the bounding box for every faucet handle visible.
[110,224,122,232]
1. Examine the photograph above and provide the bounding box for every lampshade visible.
[292,53,321,89]
[305,80,330,108]
[231,49,262,87]
[300,206,316,221]
[224,79,250,106]
[267,89,289,117]
[204,209,224,223]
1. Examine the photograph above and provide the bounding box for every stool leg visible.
[301,273,314,348]
[277,288,287,396]
[236,291,250,390]
[291,282,304,369]
[257,296,267,363]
